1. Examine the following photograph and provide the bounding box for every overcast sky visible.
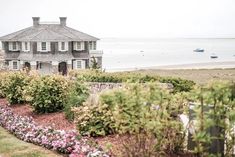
[0,0,235,38]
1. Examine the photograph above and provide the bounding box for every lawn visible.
[0,127,62,157]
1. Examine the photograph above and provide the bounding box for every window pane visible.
[89,41,92,50]
[13,42,17,50]
[13,61,18,69]
[41,42,47,50]
[94,41,96,50]
[61,42,65,50]
[77,42,81,50]
[77,61,81,69]
[25,42,28,50]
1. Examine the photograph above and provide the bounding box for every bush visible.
[160,77,195,93]
[2,72,30,104]
[64,80,89,121]
[0,72,8,98]
[74,94,116,136]
[74,83,186,155]
[189,81,235,156]
[26,75,70,113]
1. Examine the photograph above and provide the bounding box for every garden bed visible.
[0,98,75,131]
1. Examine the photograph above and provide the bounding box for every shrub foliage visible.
[2,72,30,104]
[25,75,70,113]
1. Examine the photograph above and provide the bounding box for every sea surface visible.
[98,38,235,71]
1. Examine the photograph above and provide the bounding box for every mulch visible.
[0,98,75,131]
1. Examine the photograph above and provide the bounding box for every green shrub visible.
[160,77,195,93]
[2,72,30,104]
[189,81,235,156]
[26,75,69,113]
[74,93,116,136]
[64,80,89,121]
[0,72,8,98]
[74,83,185,155]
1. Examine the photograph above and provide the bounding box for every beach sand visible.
[136,61,235,84]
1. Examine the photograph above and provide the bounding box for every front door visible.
[58,62,67,75]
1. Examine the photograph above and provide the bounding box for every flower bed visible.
[0,105,109,157]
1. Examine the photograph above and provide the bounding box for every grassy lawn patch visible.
[0,127,62,157]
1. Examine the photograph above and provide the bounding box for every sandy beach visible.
[136,61,235,84]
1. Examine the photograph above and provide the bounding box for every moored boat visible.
[194,48,204,52]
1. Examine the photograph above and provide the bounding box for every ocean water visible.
[98,38,235,71]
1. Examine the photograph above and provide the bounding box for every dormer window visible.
[73,41,84,51]
[58,42,68,51]
[22,42,30,52]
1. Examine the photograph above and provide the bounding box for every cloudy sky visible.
[0,0,235,38]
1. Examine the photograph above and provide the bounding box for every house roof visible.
[0,24,99,42]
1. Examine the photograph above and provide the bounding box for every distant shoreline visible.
[106,61,235,72]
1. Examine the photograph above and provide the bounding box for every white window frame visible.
[73,41,84,51]
[58,42,68,51]
[73,60,85,69]
[41,42,47,51]
[9,42,19,51]
[22,42,30,52]
[89,41,96,50]
[37,42,50,52]
[11,60,19,70]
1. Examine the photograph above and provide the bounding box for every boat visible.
[210,53,218,59]
[194,48,204,52]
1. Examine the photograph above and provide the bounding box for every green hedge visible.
[25,75,70,113]
[69,70,195,93]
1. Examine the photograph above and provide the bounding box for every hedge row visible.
[69,70,196,93]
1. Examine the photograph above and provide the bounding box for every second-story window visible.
[22,42,30,52]
[37,42,50,52]
[61,42,65,51]
[89,41,96,50]
[12,42,17,50]
[25,42,28,50]
[73,41,84,51]
[41,42,47,51]
[9,42,19,51]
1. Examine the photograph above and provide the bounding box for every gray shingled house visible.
[0,17,103,75]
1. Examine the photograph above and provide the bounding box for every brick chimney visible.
[59,17,67,26]
[32,17,40,26]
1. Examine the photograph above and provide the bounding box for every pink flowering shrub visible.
[0,105,109,157]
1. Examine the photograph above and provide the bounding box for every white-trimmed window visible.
[58,42,68,51]
[73,41,84,51]
[41,42,46,51]
[22,42,30,52]
[10,60,19,70]
[9,42,19,51]
[73,60,85,69]
[37,42,51,52]
[89,41,96,50]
